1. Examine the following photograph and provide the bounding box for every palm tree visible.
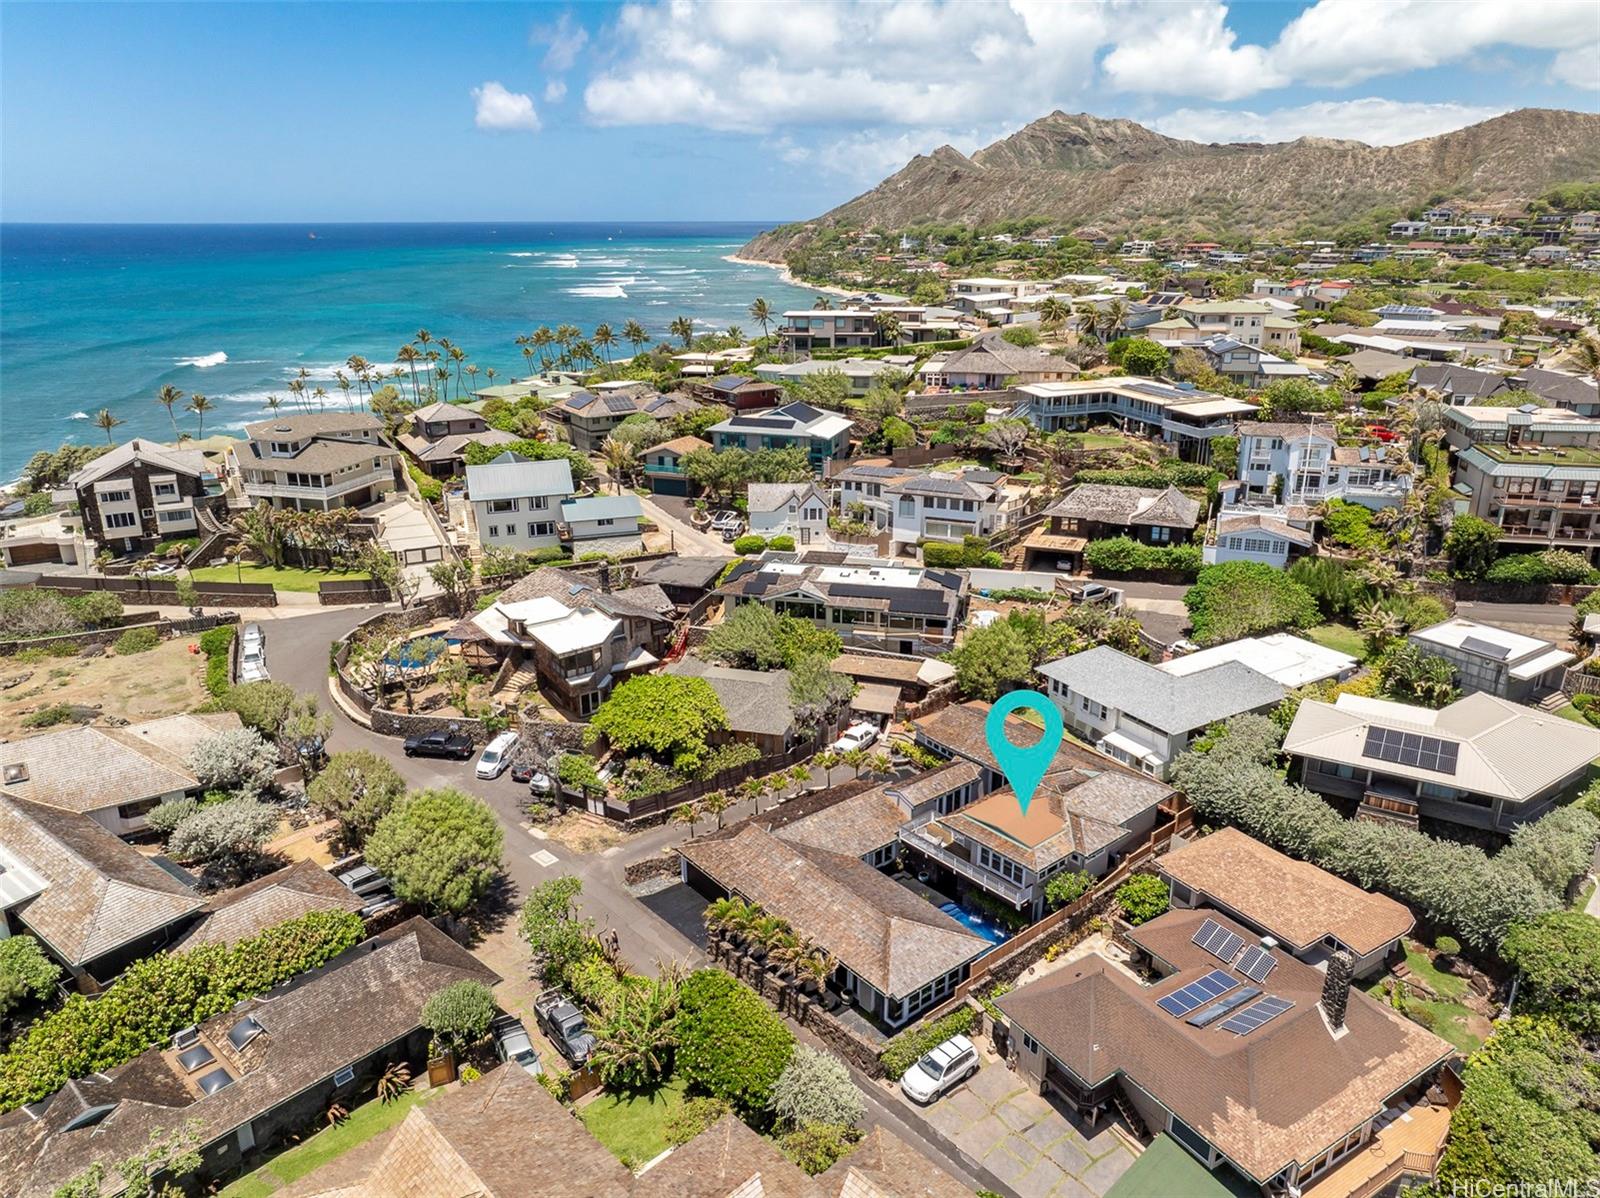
[1570,332,1600,383]
[786,763,812,795]
[705,896,750,948]
[725,325,744,343]
[600,437,637,493]
[1040,296,1070,329]
[593,323,617,365]
[1104,298,1128,339]
[313,385,329,411]
[866,750,893,778]
[396,344,422,402]
[813,749,841,782]
[812,296,833,310]
[186,393,214,438]
[531,326,555,372]
[464,363,479,397]
[623,319,650,356]
[841,748,867,779]
[334,370,353,410]
[669,316,695,349]
[346,355,372,406]
[874,311,902,348]
[448,345,468,398]
[264,394,284,415]
[1075,304,1102,342]
[737,775,765,814]
[588,971,681,1089]
[749,297,772,346]
[155,385,184,437]
[701,789,731,830]
[93,408,123,443]
[670,800,702,837]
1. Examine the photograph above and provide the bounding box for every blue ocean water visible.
[0,222,821,479]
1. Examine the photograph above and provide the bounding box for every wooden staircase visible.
[1110,1085,1148,1139]
[495,663,539,697]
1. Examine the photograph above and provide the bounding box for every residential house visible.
[996,908,1454,1193]
[1009,378,1257,464]
[1033,484,1200,566]
[756,356,915,397]
[1262,316,1302,356]
[1445,404,1600,560]
[231,413,399,511]
[746,482,831,545]
[1518,366,1600,415]
[639,435,710,496]
[718,557,968,656]
[396,402,516,477]
[1406,617,1574,703]
[0,919,498,1198]
[1172,299,1271,346]
[664,658,802,756]
[680,820,990,1029]
[68,439,227,556]
[886,468,1021,555]
[447,566,674,717]
[692,374,783,411]
[828,651,955,707]
[175,859,366,950]
[1410,362,1511,404]
[1235,421,1410,510]
[777,308,884,353]
[708,403,855,467]
[1171,335,1308,388]
[829,462,917,530]
[1157,828,1413,979]
[0,792,203,985]
[918,332,1078,392]
[632,553,734,610]
[1037,646,1286,779]
[1283,691,1600,832]
[559,494,644,547]
[1,712,244,836]
[1204,507,1316,569]
[542,386,702,452]
[1162,633,1358,689]
[464,451,574,553]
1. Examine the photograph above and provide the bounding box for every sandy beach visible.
[725,253,858,299]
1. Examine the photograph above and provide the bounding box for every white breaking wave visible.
[506,252,537,258]
[568,284,628,299]
[69,411,90,420]
[177,351,228,369]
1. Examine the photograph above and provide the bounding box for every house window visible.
[105,511,137,529]
[597,518,615,527]
[1078,695,1108,721]
[531,495,549,510]
[488,499,518,513]
[99,489,132,504]
[158,509,191,523]
[332,1065,355,1087]
[152,482,178,499]
[117,798,161,821]
[1169,1117,1212,1163]
[1021,1032,1037,1053]
[487,525,499,538]
[528,522,554,538]
[1148,525,1171,543]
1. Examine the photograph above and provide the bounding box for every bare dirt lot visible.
[0,637,210,740]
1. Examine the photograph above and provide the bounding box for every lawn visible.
[188,564,369,593]
[1079,431,1133,450]
[1304,623,1367,660]
[1552,702,1595,726]
[1370,943,1485,1055]
[220,1090,430,1196]
[578,1074,689,1167]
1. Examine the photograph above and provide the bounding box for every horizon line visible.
[0,218,793,227]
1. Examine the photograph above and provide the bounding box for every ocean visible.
[0,222,821,480]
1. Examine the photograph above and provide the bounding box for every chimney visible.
[1321,949,1355,1031]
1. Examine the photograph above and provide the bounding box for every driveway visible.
[897,1059,1137,1198]
[639,494,729,556]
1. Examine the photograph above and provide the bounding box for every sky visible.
[2,0,1597,223]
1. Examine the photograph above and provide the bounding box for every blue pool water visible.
[384,638,444,670]
[939,901,1011,946]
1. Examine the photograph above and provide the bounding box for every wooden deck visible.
[1303,1078,1457,1198]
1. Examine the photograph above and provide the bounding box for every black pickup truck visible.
[534,990,596,1066]
[402,729,474,760]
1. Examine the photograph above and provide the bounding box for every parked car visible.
[403,729,474,760]
[238,623,270,683]
[1065,581,1120,607]
[511,761,554,793]
[711,510,743,541]
[475,731,519,779]
[147,561,180,577]
[534,990,596,1066]
[899,1033,979,1104]
[491,1014,543,1077]
[831,721,879,754]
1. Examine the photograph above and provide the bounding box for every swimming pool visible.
[938,901,1011,946]
[384,638,445,670]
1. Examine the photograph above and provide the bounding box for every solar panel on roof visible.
[1186,986,1261,1028]
[1218,995,1294,1035]
[1155,969,1238,1018]
[728,416,790,430]
[603,395,638,414]
[1236,945,1277,984]
[1192,918,1246,963]
[1459,635,1513,660]
[566,392,598,410]
[1361,727,1459,776]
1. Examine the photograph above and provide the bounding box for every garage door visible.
[651,477,690,497]
[6,542,63,566]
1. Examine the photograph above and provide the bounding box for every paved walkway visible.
[903,1061,1137,1198]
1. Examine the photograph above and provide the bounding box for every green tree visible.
[945,616,1041,701]
[1183,561,1320,646]
[519,874,596,981]
[307,750,407,844]
[1375,642,1460,708]
[1120,338,1170,376]
[0,936,61,1019]
[589,971,682,1090]
[1255,378,1341,420]
[186,728,278,798]
[1044,871,1094,909]
[676,969,794,1116]
[1115,874,1169,925]
[779,1122,863,1176]
[366,788,504,915]
[1444,514,1502,580]
[769,1045,864,1130]
[588,675,728,772]
[166,799,279,871]
[1501,912,1600,1033]
[422,980,497,1053]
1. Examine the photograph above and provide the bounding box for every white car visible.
[475,731,519,779]
[831,721,879,754]
[900,1034,979,1104]
[147,561,180,577]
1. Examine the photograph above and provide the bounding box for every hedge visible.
[199,624,236,697]
[0,910,365,1111]
[879,1005,979,1080]
[676,969,794,1116]
[1083,537,1202,577]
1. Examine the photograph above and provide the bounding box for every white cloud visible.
[533,11,589,73]
[1151,98,1507,146]
[472,82,541,133]
[1101,3,1284,100]
[1552,44,1600,89]
[544,79,568,104]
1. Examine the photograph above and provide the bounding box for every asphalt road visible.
[1456,600,1576,631]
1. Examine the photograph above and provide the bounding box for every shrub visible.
[921,534,1003,569]
[146,796,199,837]
[0,910,364,1111]
[1183,561,1319,645]
[0,937,61,1019]
[665,1095,732,1145]
[199,624,236,697]
[407,460,443,503]
[113,626,160,655]
[767,535,796,551]
[188,727,278,798]
[733,534,768,555]
[1083,537,1200,578]
[166,798,279,866]
[22,704,74,729]
[1321,500,1387,552]
[421,980,497,1052]
[1045,871,1094,909]
[1444,514,1501,580]
[779,1122,862,1175]
[878,1005,978,1080]
[1501,912,1600,1034]
[589,675,729,773]
[307,750,406,843]
[1115,874,1169,925]
[769,1046,865,1131]
[676,970,794,1116]
[366,788,504,915]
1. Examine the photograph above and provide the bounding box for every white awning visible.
[1098,730,1162,765]
[1509,648,1576,680]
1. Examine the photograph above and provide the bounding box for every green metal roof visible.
[1105,1134,1257,1198]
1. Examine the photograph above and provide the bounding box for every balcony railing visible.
[243,467,392,500]
[899,824,1032,907]
[1496,493,1600,510]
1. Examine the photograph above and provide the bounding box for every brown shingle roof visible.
[1159,828,1412,955]
[774,783,908,858]
[819,1126,974,1198]
[0,793,203,967]
[634,1114,823,1198]
[995,908,1452,1184]
[1046,484,1200,530]
[680,825,988,1000]
[174,859,366,950]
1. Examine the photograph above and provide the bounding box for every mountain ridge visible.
[741,108,1600,259]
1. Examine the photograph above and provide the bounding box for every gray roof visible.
[665,658,796,737]
[1047,484,1199,529]
[240,437,397,473]
[1409,362,1508,399]
[466,453,575,502]
[634,554,734,589]
[1037,646,1285,733]
[69,440,212,487]
[746,482,827,514]
[560,494,643,522]
[242,412,382,439]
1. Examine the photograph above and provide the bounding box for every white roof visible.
[465,455,575,502]
[1159,634,1357,689]
[1408,618,1558,668]
[1510,648,1578,681]
[526,607,619,655]
[1283,691,1600,803]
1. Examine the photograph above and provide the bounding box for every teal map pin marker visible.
[985,691,1064,815]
